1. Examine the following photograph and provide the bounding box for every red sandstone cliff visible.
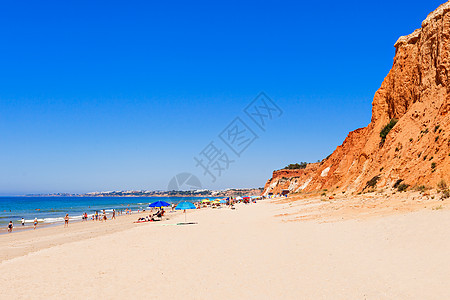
[264,1,450,196]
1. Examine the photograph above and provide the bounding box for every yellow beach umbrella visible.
[201,199,210,203]
[211,200,220,204]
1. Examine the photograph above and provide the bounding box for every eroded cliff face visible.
[264,1,450,196]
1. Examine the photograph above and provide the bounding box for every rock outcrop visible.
[264,1,450,196]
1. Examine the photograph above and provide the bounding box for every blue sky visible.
[0,0,444,195]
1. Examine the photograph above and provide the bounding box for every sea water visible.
[0,196,205,229]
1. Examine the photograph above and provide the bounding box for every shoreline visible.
[0,196,216,234]
[0,207,185,261]
[0,208,153,235]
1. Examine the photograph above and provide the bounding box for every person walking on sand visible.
[64,214,69,228]
[8,221,13,233]
[112,209,116,219]
[34,218,38,230]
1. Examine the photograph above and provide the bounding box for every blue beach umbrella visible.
[176,201,196,210]
[149,200,170,208]
[220,199,227,204]
[176,201,196,223]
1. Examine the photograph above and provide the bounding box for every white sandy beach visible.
[1,199,450,299]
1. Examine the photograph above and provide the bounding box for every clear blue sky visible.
[0,0,444,195]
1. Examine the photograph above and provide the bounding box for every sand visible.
[273,189,449,222]
[1,199,450,299]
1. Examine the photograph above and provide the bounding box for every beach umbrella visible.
[149,200,170,208]
[201,199,210,203]
[176,201,196,223]
[220,199,227,204]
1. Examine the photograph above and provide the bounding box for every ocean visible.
[0,196,208,229]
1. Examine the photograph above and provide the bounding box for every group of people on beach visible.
[83,209,118,222]
[6,197,264,233]
[136,208,165,222]
[7,208,126,233]
[20,217,39,229]
[8,217,39,232]
[7,213,69,233]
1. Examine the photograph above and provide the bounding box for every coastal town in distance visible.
[28,188,264,198]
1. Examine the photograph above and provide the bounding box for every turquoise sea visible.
[0,196,206,229]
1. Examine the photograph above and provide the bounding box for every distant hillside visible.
[30,188,264,198]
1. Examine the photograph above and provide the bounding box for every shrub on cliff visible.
[285,162,308,170]
[380,119,398,144]
[416,185,427,192]
[397,183,409,192]
[365,175,380,190]
[437,179,448,190]
[393,179,403,189]
[431,162,437,172]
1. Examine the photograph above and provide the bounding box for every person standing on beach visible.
[8,221,13,232]
[112,209,116,219]
[34,218,38,230]
[21,218,25,226]
[64,214,69,228]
